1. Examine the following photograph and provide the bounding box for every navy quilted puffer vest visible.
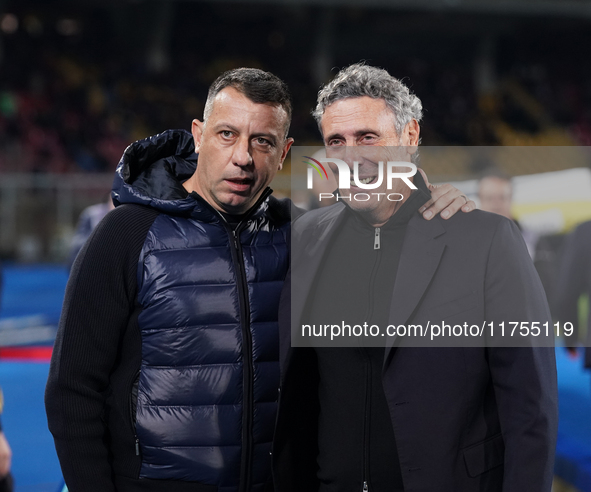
[112,129,289,492]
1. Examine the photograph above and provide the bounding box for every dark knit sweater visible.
[306,178,430,492]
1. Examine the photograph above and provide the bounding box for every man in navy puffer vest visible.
[46,68,293,492]
[45,67,474,492]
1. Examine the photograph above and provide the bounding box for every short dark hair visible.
[203,67,292,138]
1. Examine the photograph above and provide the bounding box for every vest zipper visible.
[374,227,381,250]
[210,188,272,492]
[229,224,255,492]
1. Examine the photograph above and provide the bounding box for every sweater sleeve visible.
[45,204,159,492]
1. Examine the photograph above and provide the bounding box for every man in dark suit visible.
[273,63,558,492]
[555,219,591,366]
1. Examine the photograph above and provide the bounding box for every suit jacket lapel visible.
[384,215,447,364]
[290,205,348,341]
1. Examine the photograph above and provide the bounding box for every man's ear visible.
[278,137,294,171]
[191,119,204,153]
[403,119,420,156]
[399,119,419,145]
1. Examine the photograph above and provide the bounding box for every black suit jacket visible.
[555,219,591,367]
[274,204,558,492]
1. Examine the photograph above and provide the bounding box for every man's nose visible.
[342,144,362,169]
[232,138,253,167]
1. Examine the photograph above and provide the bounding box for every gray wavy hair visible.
[312,63,423,137]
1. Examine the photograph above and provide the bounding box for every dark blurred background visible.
[1,0,591,262]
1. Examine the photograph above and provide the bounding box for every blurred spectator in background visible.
[0,267,14,492]
[555,220,591,364]
[478,170,538,257]
[478,171,513,219]
[0,393,13,492]
[67,195,114,270]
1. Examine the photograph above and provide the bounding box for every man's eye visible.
[361,135,376,143]
[328,140,344,146]
[221,131,233,138]
[255,137,270,146]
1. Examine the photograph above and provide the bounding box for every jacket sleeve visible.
[483,218,558,492]
[45,206,155,492]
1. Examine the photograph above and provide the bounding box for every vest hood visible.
[112,129,205,217]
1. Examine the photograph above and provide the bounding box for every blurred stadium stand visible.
[0,0,591,260]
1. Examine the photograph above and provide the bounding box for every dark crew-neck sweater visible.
[304,177,430,492]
